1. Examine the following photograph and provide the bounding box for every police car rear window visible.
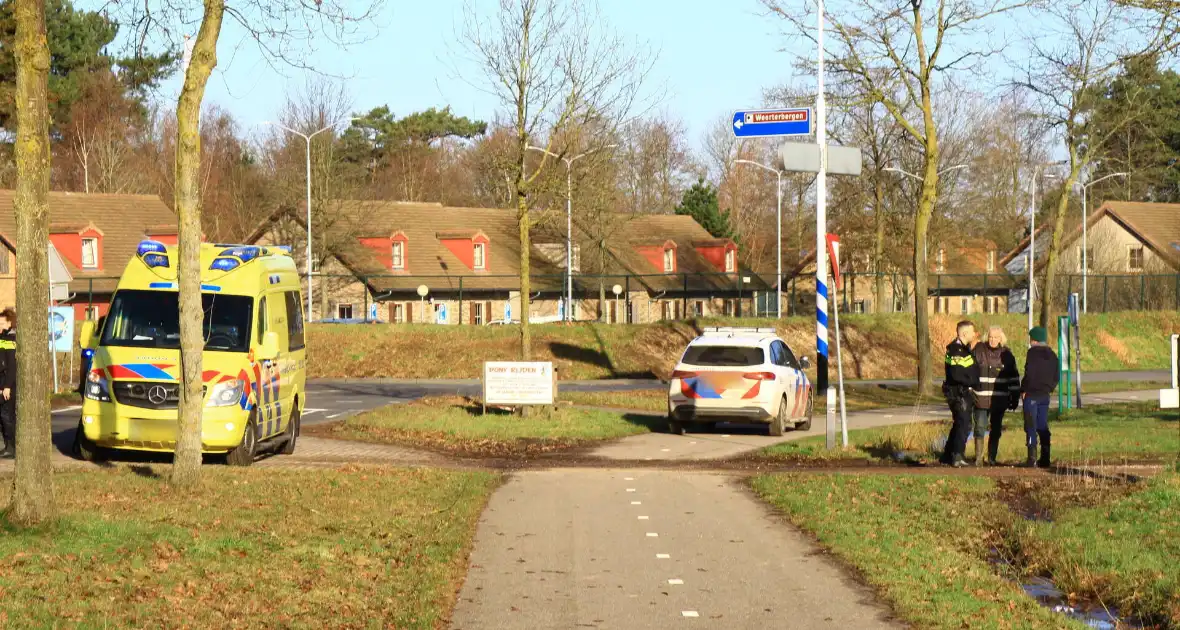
[682,345,764,367]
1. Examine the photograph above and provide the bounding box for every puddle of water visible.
[1021,576,1144,630]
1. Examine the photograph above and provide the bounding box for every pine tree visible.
[675,179,734,239]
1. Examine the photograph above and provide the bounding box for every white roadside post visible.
[1076,172,1128,314]
[826,234,848,447]
[612,284,623,324]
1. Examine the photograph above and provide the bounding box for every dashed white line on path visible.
[656,554,670,559]
[668,579,684,585]
[660,448,671,452]
[336,399,365,403]
[631,501,642,505]
[624,477,634,481]
[626,488,637,492]
[638,516,649,520]
[56,405,82,413]
[883,414,893,419]
[302,408,327,415]
[646,532,658,537]
[682,611,699,618]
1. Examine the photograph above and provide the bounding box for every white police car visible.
[667,327,813,436]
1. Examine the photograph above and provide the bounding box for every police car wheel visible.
[279,404,299,455]
[797,392,814,432]
[769,397,788,437]
[226,413,257,467]
[73,421,107,462]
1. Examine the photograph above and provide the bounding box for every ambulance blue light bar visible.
[143,253,170,269]
[210,257,240,272]
[137,240,168,256]
[219,246,261,263]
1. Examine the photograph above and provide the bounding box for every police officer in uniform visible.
[0,308,16,459]
[940,320,979,467]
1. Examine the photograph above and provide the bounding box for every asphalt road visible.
[450,469,900,630]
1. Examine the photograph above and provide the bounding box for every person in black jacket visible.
[0,307,15,459]
[941,320,980,467]
[1021,326,1060,468]
[972,326,1020,465]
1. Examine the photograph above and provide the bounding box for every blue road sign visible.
[732,108,812,138]
[437,303,449,324]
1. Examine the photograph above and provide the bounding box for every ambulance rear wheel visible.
[226,413,257,467]
[668,419,686,436]
[279,404,299,455]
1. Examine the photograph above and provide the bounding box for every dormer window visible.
[986,250,995,272]
[391,241,405,270]
[474,243,487,270]
[725,249,736,273]
[663,248,675,273]
[81,237,99,269]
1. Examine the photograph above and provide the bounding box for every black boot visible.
[987,435,1000,465]
[1037,430,1051,468]
[1022,445,1037,467]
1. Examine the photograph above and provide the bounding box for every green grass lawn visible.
[0,466,499,629]
[750,474,1080,629]
[1014,473,1180,626]
[309,396,662,457]
[761,402,1180,464]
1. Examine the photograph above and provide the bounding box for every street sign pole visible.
[815,0,835,450]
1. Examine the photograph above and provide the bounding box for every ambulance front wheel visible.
[73,421,108,463]
[279,402,299,455]
[226,412,258,467]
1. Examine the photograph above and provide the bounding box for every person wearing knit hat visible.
[1020,326,1059,467]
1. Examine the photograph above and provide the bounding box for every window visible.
[984,296,999,314]
[473,243,486,270]
[960,297,971,314]
[681,345,764,367]
[391,241,404,270]
[0,251,9,275]
[986,250,996,273]
[1128,246,1145,272]
[663,248,675,272]
[285,291,305,350]
[434,303,445,324]
[393,303,406,323]
[935,248,945,273]
[101,290,253,353]
[337,303,354,320]
[1077,247,1094,272]
[473,302,485,325]
[84,306,101,321]
[937,296,949,313]
[724,249,736,273]
[853,300,867,314]
[771,340,801,369]
[81,237,99,269]
[257,297,268,343]
[694,301,704,317]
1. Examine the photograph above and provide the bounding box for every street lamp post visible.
[736,159,785,318]
[1076,172,1127,313]
[1027,165,1066,331]
[263,117,357,322]
[526,144,617,323]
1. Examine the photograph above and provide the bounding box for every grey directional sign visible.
[779,143,863,176]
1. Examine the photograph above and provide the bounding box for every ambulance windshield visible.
[100,289,254,353]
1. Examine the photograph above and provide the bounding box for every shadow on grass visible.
[622,413,670,433]
[547,341,653,379]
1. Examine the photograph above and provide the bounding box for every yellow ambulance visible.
[75,241,307,466]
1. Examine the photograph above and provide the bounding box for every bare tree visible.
[459,0,651,361]
[762,0,1027,389]
[119,0,382,486]
[8,0,54,525]
[1015,0,1173,326]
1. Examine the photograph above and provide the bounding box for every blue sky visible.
[152,0,802,146]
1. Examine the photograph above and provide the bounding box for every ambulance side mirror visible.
[257,331,281,361]
[79,320,97,350]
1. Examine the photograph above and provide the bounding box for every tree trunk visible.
[171,0,225,488]
[516,194,532,361]
[913,146,940,394]
[872,176,886,313]
[8,0,55,526]
[1040,161,1081,329]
